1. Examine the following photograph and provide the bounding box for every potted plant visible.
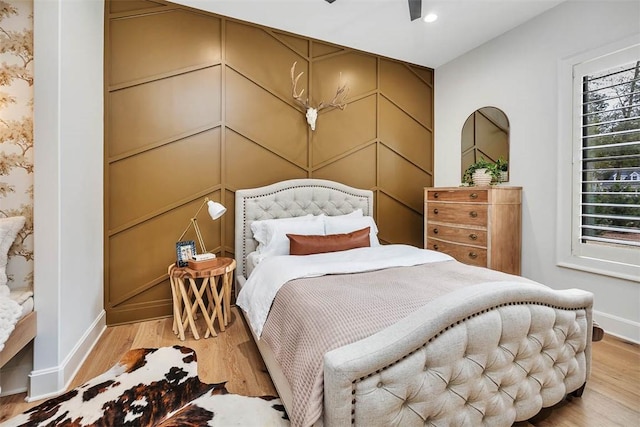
[495,157,508,183]
[462,158,501,186]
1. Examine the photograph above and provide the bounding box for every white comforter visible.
[0,291,22,352]
[236,244,453,337]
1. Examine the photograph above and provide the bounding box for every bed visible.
[0,306,36,369]
[0,215,36,371]
[234,179,593,427]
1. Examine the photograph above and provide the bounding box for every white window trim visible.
[556,35,640,283]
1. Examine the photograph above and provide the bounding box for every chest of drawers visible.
[424,186,522,275]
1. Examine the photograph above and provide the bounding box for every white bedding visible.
[246,251,260,277]
[0,287,33,352]
[236,244,453,337]
[0,296,22,353]
[12,289,34,320]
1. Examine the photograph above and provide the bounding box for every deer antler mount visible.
[290,61,349,131]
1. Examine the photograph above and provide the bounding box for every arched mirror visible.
[461,107,510,182]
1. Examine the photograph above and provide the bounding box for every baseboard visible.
[593,309,640,344]
[27,310,106,401]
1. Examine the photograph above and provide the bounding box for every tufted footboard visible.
[323,282,593,426]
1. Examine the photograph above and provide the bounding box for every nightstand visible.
[168,257,236,340]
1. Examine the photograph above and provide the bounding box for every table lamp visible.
[177,197,226,254]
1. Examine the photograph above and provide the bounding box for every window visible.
[557,40,640,282]
[578,57,640,249]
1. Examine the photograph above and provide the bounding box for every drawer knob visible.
[433,208,439,214]
[470,193,478,199]
[433,244,439,251]
[470,211,478,218]
[468,252,478,259]
[433,228,439,234]
[469,233,477,240]
[434,192,439,198]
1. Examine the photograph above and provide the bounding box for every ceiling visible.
[171,0,565,69]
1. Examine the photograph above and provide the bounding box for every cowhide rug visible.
[2,346,289,427]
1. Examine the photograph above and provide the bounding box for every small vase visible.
[499,171,508,183]
[472,168,492,186]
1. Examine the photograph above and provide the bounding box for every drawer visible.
[426,224,487,246]
[426,202,488,226]
[426,189,488,202]
[425,239,487,267]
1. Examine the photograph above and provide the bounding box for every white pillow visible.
[331,209,363,218]
[324,215,380,247]
[0,216,26,291]
[251,215,325,258]
[251,214,312,249]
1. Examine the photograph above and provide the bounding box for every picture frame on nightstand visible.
[176,240,196,267]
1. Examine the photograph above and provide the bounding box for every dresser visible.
[424,186,522,275]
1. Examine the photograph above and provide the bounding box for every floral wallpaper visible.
[0,0,33,290]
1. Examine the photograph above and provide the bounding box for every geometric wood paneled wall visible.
[105,0,434,325]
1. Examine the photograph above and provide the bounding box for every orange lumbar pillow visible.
[287,227,371,256]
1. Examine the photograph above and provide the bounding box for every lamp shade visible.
[207,200,227,220]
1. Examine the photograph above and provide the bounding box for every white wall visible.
[435,1,640,342]
[31,0,105,399]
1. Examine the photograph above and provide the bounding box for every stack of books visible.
[187,253,218,270]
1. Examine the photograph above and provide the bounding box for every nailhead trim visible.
[236,183,373,277]
[350,302,588,424]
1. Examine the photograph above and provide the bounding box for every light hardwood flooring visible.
[1,308,639,426]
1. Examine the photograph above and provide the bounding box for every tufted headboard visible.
[234,179,373,279]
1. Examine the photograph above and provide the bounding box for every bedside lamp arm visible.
[177,197,211,254]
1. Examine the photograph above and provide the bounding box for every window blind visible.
[580,61,640,249]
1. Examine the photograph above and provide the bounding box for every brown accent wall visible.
[105,0,434,325]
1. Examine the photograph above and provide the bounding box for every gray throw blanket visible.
[261,259,535,427]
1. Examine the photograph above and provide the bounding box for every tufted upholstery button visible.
[330,295,588,426]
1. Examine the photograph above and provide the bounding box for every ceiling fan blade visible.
[325,0,420,22]
[408,0,421,21]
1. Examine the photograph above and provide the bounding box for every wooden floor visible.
[1,307,639,426]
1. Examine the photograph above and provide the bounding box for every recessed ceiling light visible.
[423,13,438,23]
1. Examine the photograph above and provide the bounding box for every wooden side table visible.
[168,257,236,341]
